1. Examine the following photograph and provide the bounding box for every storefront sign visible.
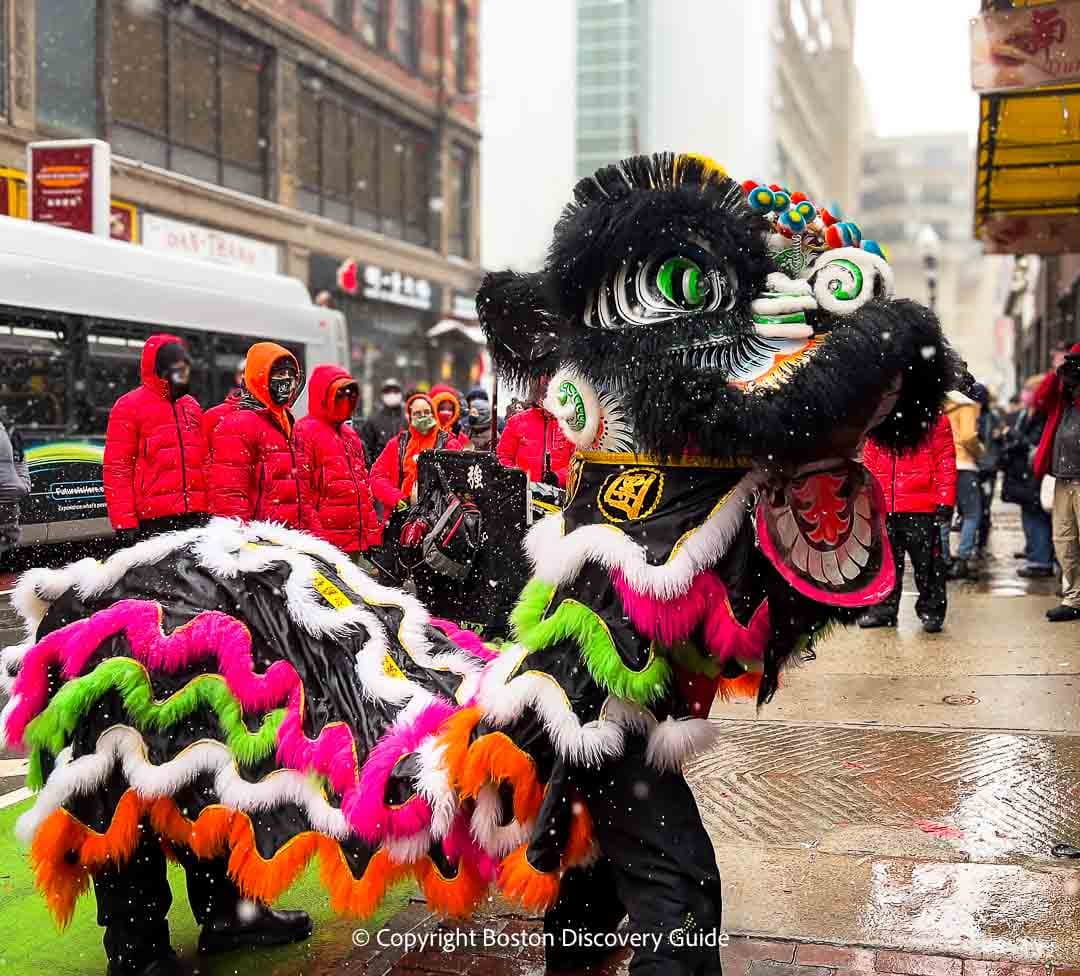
[451,290,478,320]
[19,437,107,525]
[141,213,280,273]
[27,139,111,236]
[360,263,434,310]
[972,1,1080,92]
[109,201,138,243]
[980,212,1080,255]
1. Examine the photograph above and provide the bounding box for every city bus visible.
[0,215,348,547]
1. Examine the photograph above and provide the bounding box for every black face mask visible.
[269,376,296,406]
[167,367,190,400]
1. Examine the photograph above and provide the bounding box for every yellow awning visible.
[975,84,1080,252]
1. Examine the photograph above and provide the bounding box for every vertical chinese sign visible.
[27,139,112,236]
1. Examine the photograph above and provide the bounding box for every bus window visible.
[0,315,68,431]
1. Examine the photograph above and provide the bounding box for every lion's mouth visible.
[672,331,819,390]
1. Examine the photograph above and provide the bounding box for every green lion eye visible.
[657,257,704,307]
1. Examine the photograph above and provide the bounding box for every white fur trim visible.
[751,295,818,316]
[525,469,765,599]
[807,247,894,315]
[413,738,457,842]
[644,717,723,772]
[384,831,431,865]
[470,785,533,857]
[545,367,602,449]
[16,726,351,845]
[475,645,626,766]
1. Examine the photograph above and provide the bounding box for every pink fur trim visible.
[444,810,499,883]
[430,618,499,662]
[611,570,770,662]
[343,699,457,843]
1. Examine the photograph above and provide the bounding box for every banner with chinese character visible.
[972,1,1080,92]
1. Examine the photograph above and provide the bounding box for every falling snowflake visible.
[467,464,484,489]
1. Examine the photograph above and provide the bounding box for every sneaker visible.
[1046,605,1080,623]
[857,611,897,629]
[1017,565,1055,579]
[1013,551,1028,560]
[947,558,976,581]
[921,618,944,634]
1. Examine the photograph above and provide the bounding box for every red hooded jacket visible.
[862,413,957,514]
[1033,341,1080,479]
[103,333,207,530]
[207,343,302,527]
[202,388,243,443]
[496,406,575,486]
[296,365,380,552]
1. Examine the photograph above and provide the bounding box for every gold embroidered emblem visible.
[382,654,406,680]
[597,467,664,523]
[565,454,583,505]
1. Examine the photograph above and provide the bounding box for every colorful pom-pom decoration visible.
[819,208,839,227]
[793,200,817,223]
[778,208,807,233]
[861,239,887,260]
[747,185,776,214]
[825,221,862,249]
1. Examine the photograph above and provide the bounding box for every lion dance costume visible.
[2,154,952,975]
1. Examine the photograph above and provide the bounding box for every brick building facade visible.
[0,0,482,400]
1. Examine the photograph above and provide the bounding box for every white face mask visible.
[382,392,403,408]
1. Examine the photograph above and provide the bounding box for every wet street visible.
[2,511,1079,974]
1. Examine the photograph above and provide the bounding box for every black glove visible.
[541,470,560,487]
[935,505,953,525]
[115,527,140,546]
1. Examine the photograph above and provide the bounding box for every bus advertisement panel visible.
[20,436,106,525]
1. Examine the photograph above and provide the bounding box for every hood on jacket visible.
[141,333,187,399]
[244,342,300,411]
[431,390,461,432]
[308,364,357,424]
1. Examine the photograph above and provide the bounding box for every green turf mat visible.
[0,797,416,974]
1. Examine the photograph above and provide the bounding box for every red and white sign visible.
[27,139,111,236]
[141,213,280,274]
[972,1,1080,92]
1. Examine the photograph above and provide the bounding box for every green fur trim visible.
[511,580,671,705]
[24,658,285,768]
[26,746,45,792]
[669,640,722,678]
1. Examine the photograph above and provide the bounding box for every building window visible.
[109,2,270,198]
[306,0,353,28]
[452,2,469,91]
[36,0,98,135]
[357,0,386,47]
[921,184,954,205]
[298,74,431,247]
[395,0,420,71]
[860,185,906,210]
[448,145,472,259]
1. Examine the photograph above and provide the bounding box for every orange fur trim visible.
[460,732,544,823]
[497,845,561,913]
[437,706,484,787]
[562,792,595,866]
[716,671,763,701]
[416,855,488,918]
[31,791,413,925]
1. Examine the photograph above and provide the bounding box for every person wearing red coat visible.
[208,342,303,528]
[496,380,574,486]
[296,365,380,554]
[1033,342,1080,622]
[202,388,243,443]
[858,413,957,633]
[103,333,208,543]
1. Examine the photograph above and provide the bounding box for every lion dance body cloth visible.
[3,154,953,976]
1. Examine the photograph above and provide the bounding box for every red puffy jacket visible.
[1033,342,1080,479]
[103,334,208,530]
[202,389,243,443]
[496,406,575,486]
[296,365,380,552]
[862,413,957,514]
[207,344,302,527]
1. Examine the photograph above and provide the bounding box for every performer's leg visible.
[581,738,723,976]
[92,826,175,975]
[170,844,314,954]
[543,858,627,970]
[909,513,947,627]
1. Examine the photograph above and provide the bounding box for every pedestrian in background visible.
[1002,375,1054,578]
[944,384,984,581]
[208,342,303,528]
[103,334,208,544]
[0,407,30,554]
[202,358,246,443]
[465,398,495,452]
[496,378,574,487]
[297,365,381,558]
[859,413,956,633]
[1033,342,1080,622]
[972,383,1003,560]
[360,378,406,467]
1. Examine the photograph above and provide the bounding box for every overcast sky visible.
[855,0,978,141]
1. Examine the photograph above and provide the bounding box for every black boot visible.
[857,609,897,628]
[199,902,314,955]
[107,955,182,976]
[946,558,974,581]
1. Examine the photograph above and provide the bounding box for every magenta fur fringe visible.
[611,569,771,662]
[430,618,499,662]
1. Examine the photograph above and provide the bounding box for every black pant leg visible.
[170,845,241,926]
[880,514,906,617]
[543,858,627,967]
[580,738,723,976]
[905,514,947,621]
[92,824,173,974]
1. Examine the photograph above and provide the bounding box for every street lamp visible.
[916,224,942,313]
